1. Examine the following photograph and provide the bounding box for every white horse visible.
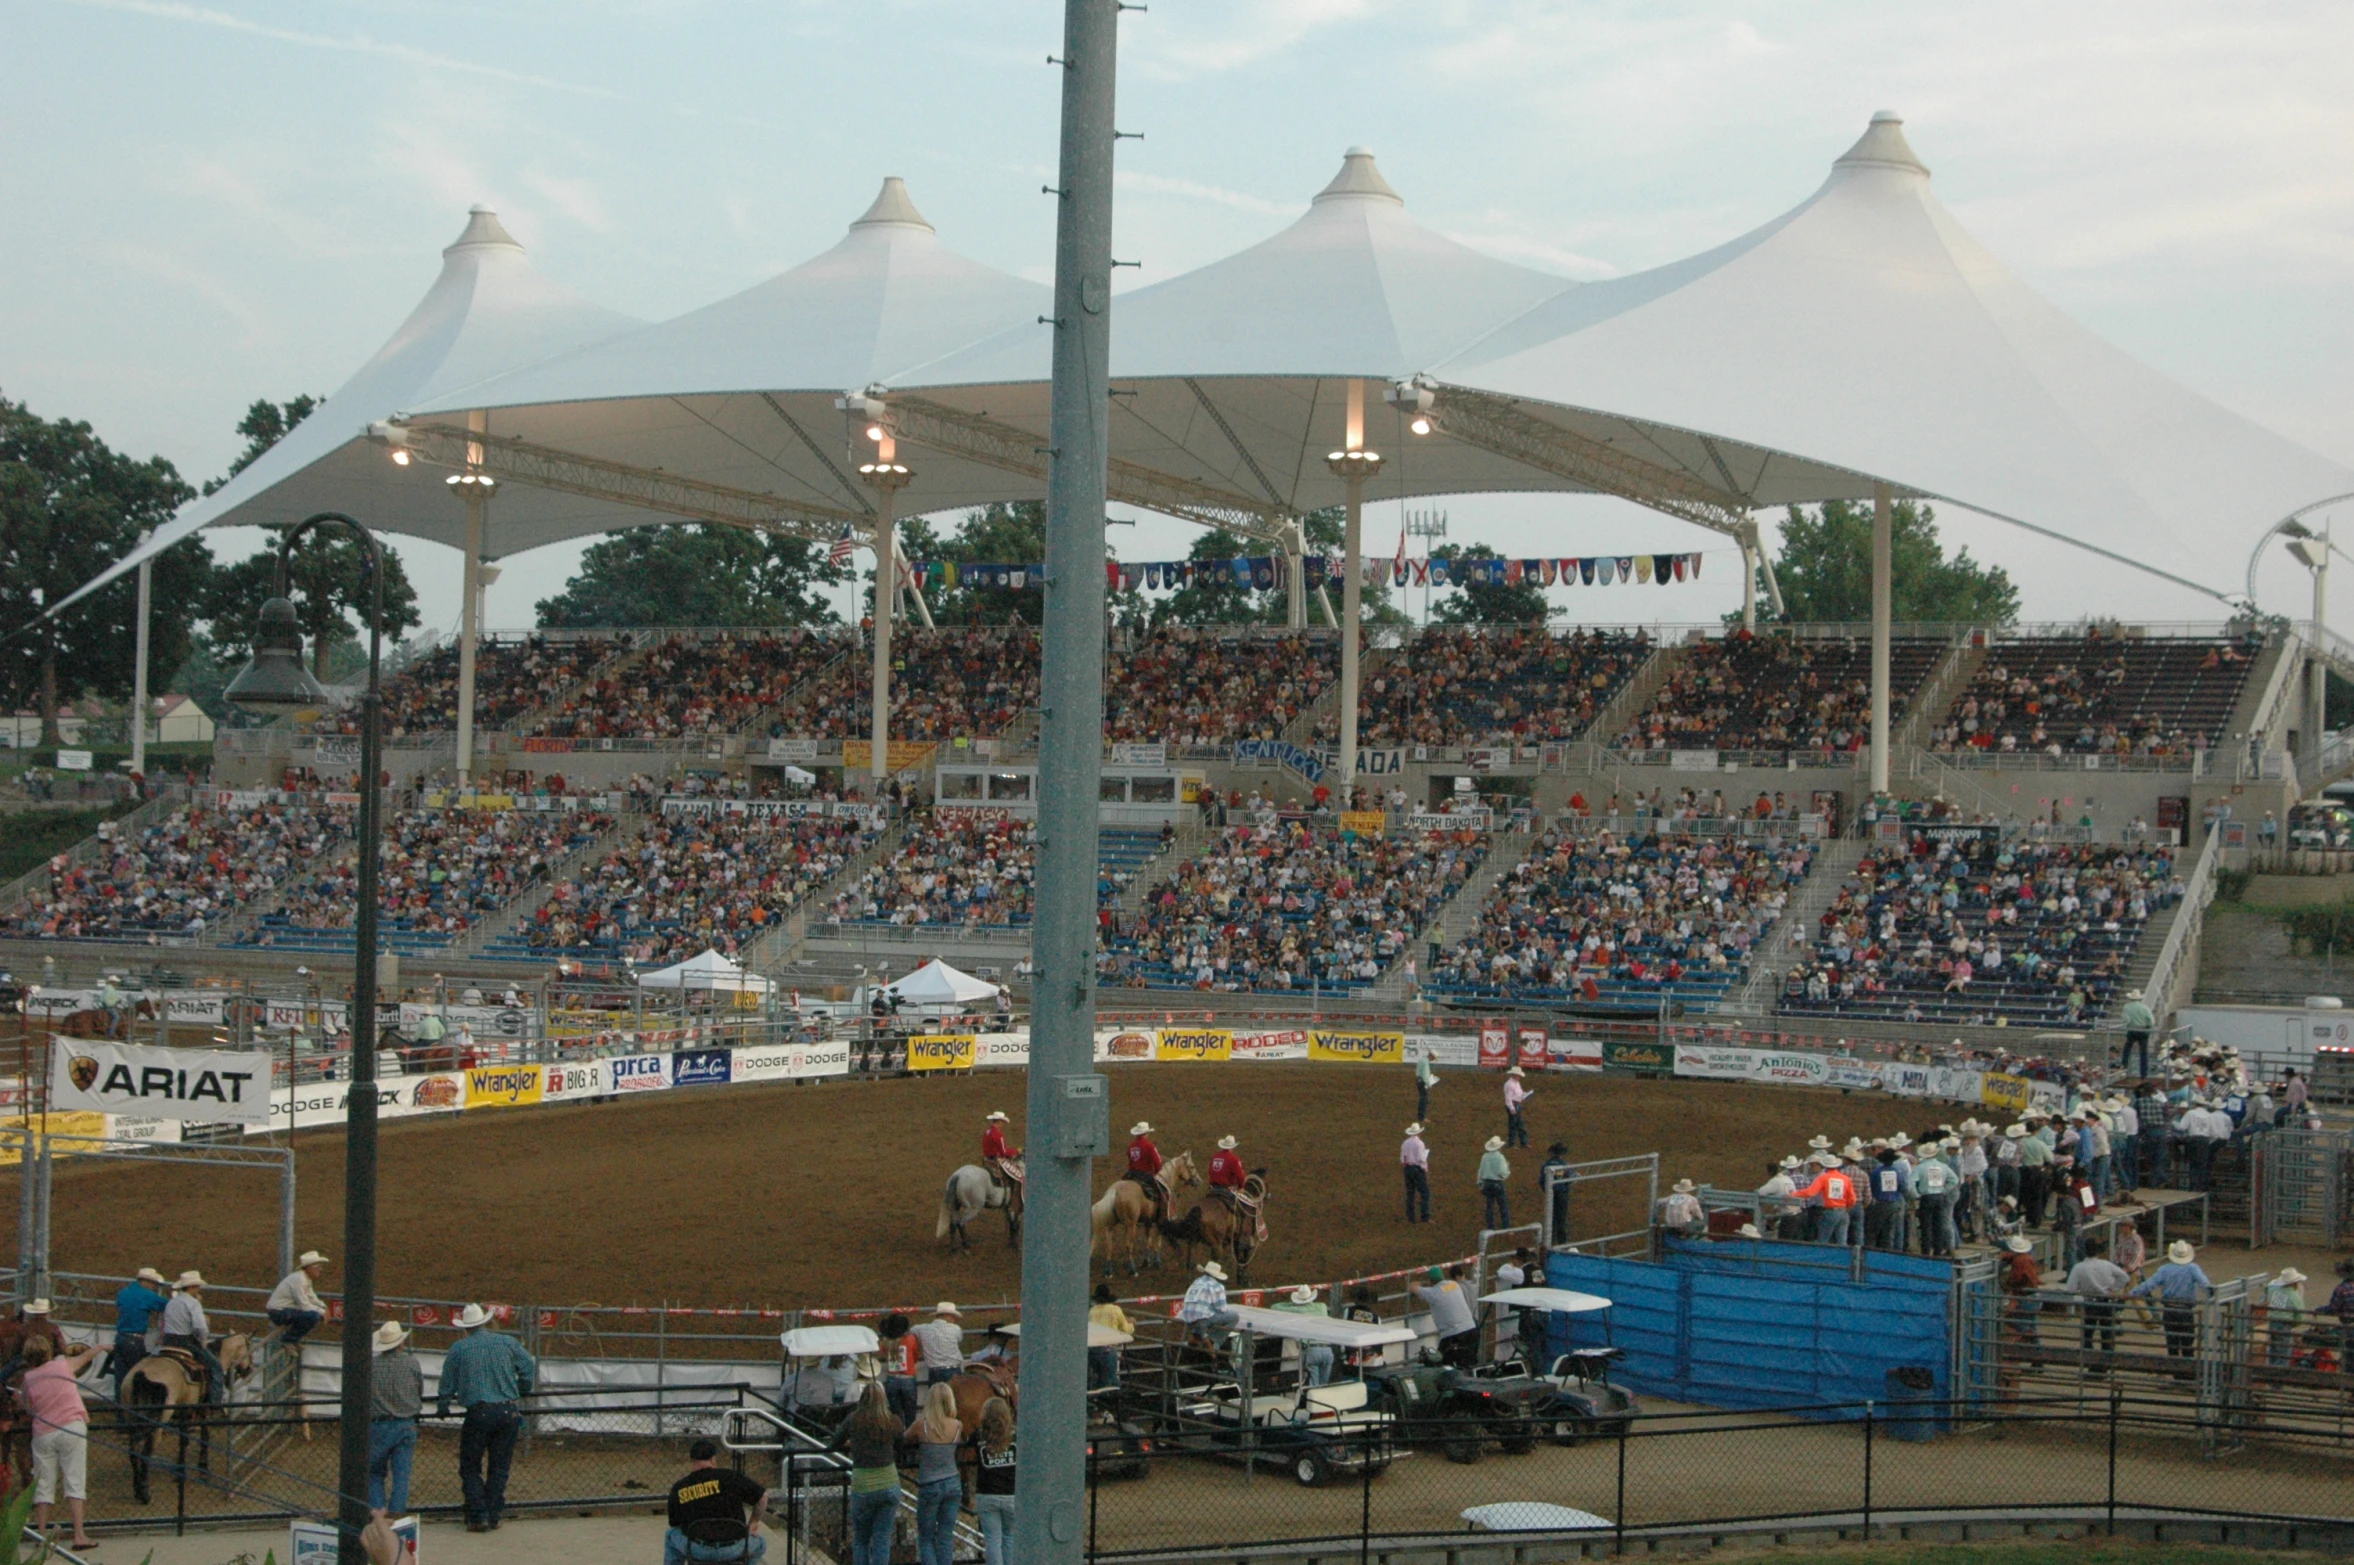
[937,1164,1023,1253]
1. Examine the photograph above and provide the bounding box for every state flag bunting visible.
[1597,558,1616,586]
[1615,556,1634,582]
[1579,558,1595,585]
[1431,557,1451,587]
[1252,557,1275,590]
[1539,559,1558,587]
[1393,526,1408,588]
[1687,551,1702,579]
[1671,554,1687,583]
[1505,560,1525,586]
[1412,558,1430,587]
[1635,555,1654,584]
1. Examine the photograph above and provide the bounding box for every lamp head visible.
[2288,537,2329,571]
[223,597,331,715]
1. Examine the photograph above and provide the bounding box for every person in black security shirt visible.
[665,1438,767,1565]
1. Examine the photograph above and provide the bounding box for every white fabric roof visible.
[884,959,999,1006]
[637,948,770,992]
[60,208,644,613]
[1434,113,2354,592]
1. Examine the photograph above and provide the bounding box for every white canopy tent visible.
[882,958,1001,1009]
[636,948,771,994]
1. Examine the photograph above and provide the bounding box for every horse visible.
[1089,1151,1202,1275]
[122,1334,253,1505]
[1161,1171,1270,1279]
[49,999,158,1038]
[937,1163,1024,1254]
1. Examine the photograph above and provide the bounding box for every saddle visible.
[967,1361,1018,1401]
[988,1159,1026,1190]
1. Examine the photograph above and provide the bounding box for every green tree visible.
[1762,499,2019,626]
[208,530,424,678]
[1302,506,1410,627]
[536,523,845,629]
[0,395,209,741]
[1430,542,1549,624]
[202,395,321,495]
[894,503,1050,626]
[1152,527,1274,626]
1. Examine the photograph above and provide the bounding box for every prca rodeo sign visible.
[50,1040,270,1125]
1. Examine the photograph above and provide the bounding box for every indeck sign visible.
[50,1040,271,1125]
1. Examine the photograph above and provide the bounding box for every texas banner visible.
[50,1039,273,1125]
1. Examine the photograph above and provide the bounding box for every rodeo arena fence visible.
[3,985,2354,1552]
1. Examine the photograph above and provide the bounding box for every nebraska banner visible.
[49,1040,272,1125]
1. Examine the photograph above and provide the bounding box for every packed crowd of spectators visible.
[525,630,850,740]
[1777,833,2183,1026]
[1428,825,1811,1005]
[330,635,619,737]
[765,628,1042,742]
[253,807,616,939]
[1104,628,1336,746]
[1623,630,1942,754]
[0,802,351,941]
[1316,627,1649,749]
[831,810,1038,927]
[523,811,880,964]
[1098,822,1486,993]
[1926,633,2261,759]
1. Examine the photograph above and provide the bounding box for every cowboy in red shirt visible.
[1126,1121,1167,1223]
[982,1110,1022,1190]
[1208,1135,1247,1206]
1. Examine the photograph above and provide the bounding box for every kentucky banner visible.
[50,1039,272,1125]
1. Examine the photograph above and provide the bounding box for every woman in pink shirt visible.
[21,1335,101,1549]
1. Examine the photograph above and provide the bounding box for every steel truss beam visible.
[1427,387,1755,537]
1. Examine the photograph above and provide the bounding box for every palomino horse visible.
[937,1164,1024,1254]
[1162,1171,1271,1279]
[1089,1151,1201,1275]
[123,1334,253,1505]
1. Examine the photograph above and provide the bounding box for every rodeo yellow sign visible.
[1980,1072,2033,1114]
[465,1064,545,1109]
[1154,1029,1231,1063]
[908,1035,977,1073]
[1308,1030,1405,1065]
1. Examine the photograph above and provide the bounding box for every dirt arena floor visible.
[10,1068,1992,1313]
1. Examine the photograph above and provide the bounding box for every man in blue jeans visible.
[435,1302,537,1532]
[665,1439,767,1564]
[265,1251,331,1344]
[368,1320,423,1518]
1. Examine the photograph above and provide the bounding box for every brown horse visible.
[49,999,159,1038]
[123,1334,253,1505]
[1090,1151,1201,1276]
[1160,1171,1270,1279]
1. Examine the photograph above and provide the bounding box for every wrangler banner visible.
[907,1035,978,1073]
[49,1040,272,1124]
[1980,1071,2033,1114]
[465,1064,545,1109]
[1155,1029,1232,1062]
[1307,1030,1405,1065]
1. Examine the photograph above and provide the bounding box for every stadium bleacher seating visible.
[329,635,619,738]
[1426,823,1813,1013]
[525,630,851,740]
[1777,833,2182,1026]
[1315,626,1649,748]
[1622,630,1942,754]
[764,628,1041,742]
[830,811,1172,927]
[1105,628,1336,745]
[0,801,351,943]
[1928,631,2264,757]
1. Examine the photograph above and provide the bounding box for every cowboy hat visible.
[1506,1066,1526,1077]
[2277,1268,2308,1286]
[1671,1178,1696,1193]
[2005,1236,2033,1253]
[1129,1122,1154,1136]
[1807,1135,1832,1149]
[1811,1151,1837,1166]
[1217,1135,1238,1150]
[2126,988,2143,999]
[299,1250,330,1268]
[985,1111,1009,1122]
[2167,1241,2195,1265]
[1547,1141,1568,1156]
[1486,1136,1506,1151]
[1889,1134,1913,1149]
[453,1303,493,1330]
[2004,1124,2028,1138]
[136,1266,167,1286]
[1404,1122,1425,1137]
[1198,1261,1228,1281]
[372,1321,411,1355]
[175,1270,206,1289]
[1779,1154,1802,1169]
[934,1301,962,1317]
[21,1299,49,1316]
[1289,1285,1318,1305]
[1737,1224,1760,1239]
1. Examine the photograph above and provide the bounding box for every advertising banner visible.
[1338,810,1387,836]
[1406,809,1491,833]
[157,991,230,1026]
[1230,1029,1309,1061]
[0,1113,108,1164]
[766,738,822,762]
[973,1033,1029,1068]
[1307,1031,1404,1065]
[1879,1063,1933,1097]
[541,1059,611,1101]
[1154,1029,1232,1063]
[1094,1028,1157,1062]
[1418,1033,1481,1068]
[2027,1081,2069,1117]
[1107,742,1167,767]
[465,1064,545,1110]
[1548,1036,1604,1072]
[49,1040,272,1124]
[661,797,885,826]
[1600,1039,1674,1075]
[1516,1026,1549,1071]
[1980,1072,2033,1114]
[841,740,937,774]
[267,999,353,1033]
[670,1049,732,1088]
[1478,1022,1511,1069]
[907,1035,977,1073]
[252,1073,463,1134]
[733,1040,853,1082]
[1669,750,1721,772]
[1673,1046,1830,1086]
[1826,1061,1883,1090]
[608,1054,673,1094]
[402,1003,532,1040]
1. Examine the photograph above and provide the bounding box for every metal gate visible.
[2252,1128,2352,1248]
[2197,1277,2258,1454]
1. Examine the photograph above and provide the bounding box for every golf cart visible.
[1000,1320,1155,1481]
[1175,1305,1413,1487]
[1479,1287,1639,1443]
[781,1325,881,1430]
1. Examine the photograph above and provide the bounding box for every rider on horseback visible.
[1125,1122,1167,1225]
[1207,1136,1247,1209]
[159,1271,224,1405]
[981,1111,1023,1193]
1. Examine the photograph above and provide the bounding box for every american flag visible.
[828,524,857,567]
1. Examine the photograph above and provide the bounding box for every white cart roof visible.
[1480,1287,1613,1314]
[782,1325,880,1357]
[1222,1304,1417,1348]
[998,1321,1133,1349]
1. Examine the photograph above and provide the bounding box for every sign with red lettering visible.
[1516,1026,1549,1070]
[1478,1022,1511,1069]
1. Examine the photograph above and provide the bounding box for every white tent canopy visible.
[636,949,771,994]
[883,959,1000,1008]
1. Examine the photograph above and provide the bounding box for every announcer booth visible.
[935,763,1195,828]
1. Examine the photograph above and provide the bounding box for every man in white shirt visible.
[265,1250,332,1344]
[159,1272,223,1404]
[1400,1123,1432,1224]
[2066,1237,2132,1366]
[911,1303,965,1386]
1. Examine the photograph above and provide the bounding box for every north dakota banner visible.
[50,1039,272,1125]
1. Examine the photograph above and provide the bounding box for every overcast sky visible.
[6,0,2351,641]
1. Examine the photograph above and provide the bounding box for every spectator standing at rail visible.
[1400,1122,1432,1224]
[1088,1286,1133,1391]
[437,1302,538,1533]
[913,1303,965,1386]
[971,1397,1019,1565]
[368,1320,422,1520]
[1415,1266,1480,1368]
[1503,1066,1533,1148]
[2131,1241,2213,1359]
[664,1437,768,1565]
[2119,989,2155,1076]
[106,1266,170,1398]
[1477,1137,1512,1229]
[266,1249,332,1344]
[1274,1285,1335,1386]
[1540,1142,1573,1244]
[21,1337,100,1551]
[2067,1237,2130,1371]
[828,1384,903,1565]
[907,1384,963,1565]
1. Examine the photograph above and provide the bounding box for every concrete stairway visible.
[1107,821,1199,920]
[1580,640,1684,746]
[728,643,856,741]
[746,811,918,972]
[1894,635,1986,749]
[1727,834,1867,1013]
[1371,829,1536,998]
[1281,644,1394,748]
[432,813,644,962]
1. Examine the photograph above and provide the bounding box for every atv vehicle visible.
[1362,1357,1555,1463]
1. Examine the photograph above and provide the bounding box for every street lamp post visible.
[223,512,386,1565]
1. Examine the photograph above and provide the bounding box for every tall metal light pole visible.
[1328,423,1384,795]
[224,512,386,1565]
[1016,3,1119,1561]
[129,529,153,782]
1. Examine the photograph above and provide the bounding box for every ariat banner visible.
[50,1040,271,1124]
[1308,1030,1405,1065]
[1154,1030,1232,1063]
[907,1035,978,1073]
[465,1064,545,1109]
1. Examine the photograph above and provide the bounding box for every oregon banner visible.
[907,1035,978,1073]
[465,1064,545,1109]
[1308,1030,1405,1065]
[1154,1029,1232,1063]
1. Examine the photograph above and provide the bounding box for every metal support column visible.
[1016,4,1119,1562]
[1869,482,1893,795]
[2306,520,2330,754]
[1285,519,1307,630]
[867,481,901,787]
[1330,385,1382,799]
[456,492,483,779]
[1738,536,1757,632]
[130,530,153,780]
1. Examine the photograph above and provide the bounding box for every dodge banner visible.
[50,1040,272,1125]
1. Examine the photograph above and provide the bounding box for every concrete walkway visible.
[98,1512,670,1565]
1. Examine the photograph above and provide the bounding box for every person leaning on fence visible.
[267,1249,332,1344]
[913,1303,965,1385]
[1655,1178,1704,1241]
[107,1266,170,1399]
[437,1301,538,1533]
[665,1436,768,1565]
[368,1321,423,1519]
[827,1383,905,1565]
[1758,1157,1803,1240]
[2265,1268,2308,1369]
[1088,1285,1133,1392]
[1399,1123,1433,1225]
[1180,1262,1238,1346]
[970,1396,1019,1565]
[1415,1266,1480,1369]
[21,1335,100,1551]
[1478,1137,1513,1229]
[2130,1240,2212,1359]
